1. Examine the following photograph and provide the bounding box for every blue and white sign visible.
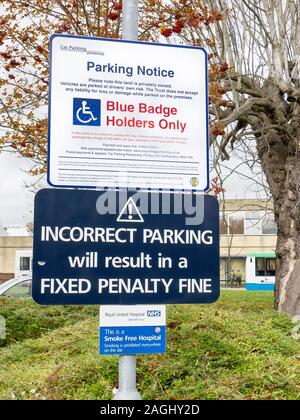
[32,189,219,305]
[99,305,166,355]
[73,98,101,126]
[47,34,209,191]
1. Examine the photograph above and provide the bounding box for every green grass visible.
[0,291,299,400]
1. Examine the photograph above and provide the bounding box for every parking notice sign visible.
[47,34,209,191]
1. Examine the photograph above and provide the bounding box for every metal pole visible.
[122,0,139,41]
[113,355,142,400]
[113,0,141,401]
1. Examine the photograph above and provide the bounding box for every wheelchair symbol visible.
[76,100,97,124]
[73,98,101,126]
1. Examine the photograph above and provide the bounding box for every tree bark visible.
[274,152,300,316]
[256,117,300,316]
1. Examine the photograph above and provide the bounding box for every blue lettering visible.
[87,61,95,71]
[87,62,174,78]
[87,62,133,77]
[137,65,174,78]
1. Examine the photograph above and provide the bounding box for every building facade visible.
[220,199,277,287]
[0,236,33,282]
[0,199,277,286]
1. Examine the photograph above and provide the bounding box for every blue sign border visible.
[47,34,210,193]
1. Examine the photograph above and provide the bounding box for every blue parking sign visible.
[32,189,220,305]
[73,98,101,126]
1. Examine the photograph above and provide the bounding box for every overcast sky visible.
[0,152,37,227]
[0,149,266,227]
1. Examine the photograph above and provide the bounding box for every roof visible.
[2,227,32,237]
[248,252,276,258]
[219,198,274,212]
[0,226,9,236]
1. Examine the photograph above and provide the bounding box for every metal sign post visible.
[122,0,139,40]
[37,0,212,401]
[115,0,141,401]
[114,355,141,400]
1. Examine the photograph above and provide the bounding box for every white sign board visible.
[99,305,166,355]
[48,35,209,191]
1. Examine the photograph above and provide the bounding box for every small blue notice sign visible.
[99,305,166,355]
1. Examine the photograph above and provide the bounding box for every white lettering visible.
[40,278,91,294]
[179,278,212,293]
[98,278,173,294]
[143,229,213,244]
[40,226,137,243]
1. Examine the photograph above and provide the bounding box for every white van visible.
[245,253,276,290]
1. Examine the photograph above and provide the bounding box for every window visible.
[255,257,265,276]
[220,212,244,234]
[220,208,276,235]
[255,257,276,276]
[20,257,30,271]
[244,210,277,235]
[228,213,244,234]
[3,280,32,297]
[220,216,228,234]
[262,213,277,235]
[266,258,276,276]
[220,257,245,287]
[245,211,262,235]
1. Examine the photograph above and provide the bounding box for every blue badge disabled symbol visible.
[73,98,101,126]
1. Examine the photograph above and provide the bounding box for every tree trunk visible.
[256,122,300,317]
[275,162,300,316]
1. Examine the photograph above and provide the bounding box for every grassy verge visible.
[0,297,98,347]
[0,291,299,400]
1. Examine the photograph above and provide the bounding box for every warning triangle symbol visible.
[117,197,144,223]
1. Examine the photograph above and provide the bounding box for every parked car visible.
[0,277,32,297]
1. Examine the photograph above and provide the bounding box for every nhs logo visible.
[147,310,161,317]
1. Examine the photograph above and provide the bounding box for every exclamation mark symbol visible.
[128,202,133,220]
